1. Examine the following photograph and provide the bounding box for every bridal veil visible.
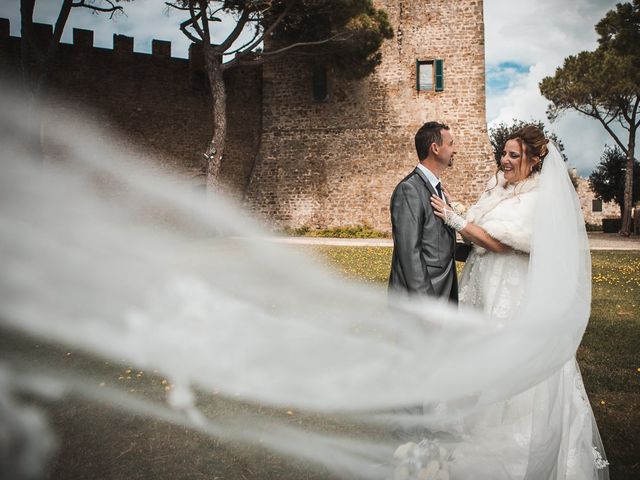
[0,86,606,479]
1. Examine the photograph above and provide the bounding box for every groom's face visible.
[436,129,456,168]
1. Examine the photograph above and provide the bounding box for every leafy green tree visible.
[166,0,393,191]
[539,0,640,235]
[488,119,566,165]
[589,146,640,216]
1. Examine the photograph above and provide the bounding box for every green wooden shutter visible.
[435,59,444,91]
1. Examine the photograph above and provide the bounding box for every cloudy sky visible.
[0,0,633,175]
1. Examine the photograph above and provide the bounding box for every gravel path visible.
[271,232,640,250]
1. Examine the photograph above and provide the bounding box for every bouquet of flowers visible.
[449,201,467,217]
[392,439,452,480]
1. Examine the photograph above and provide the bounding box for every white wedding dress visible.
[449,169,610,479]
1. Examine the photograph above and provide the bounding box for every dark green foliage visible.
[539,1,640,234]
[589,146,640,215]
[539,48,634,122]
[171,0,393,79]
[488,119,566,166]
[266,0,394,79]
[596,0,640,70]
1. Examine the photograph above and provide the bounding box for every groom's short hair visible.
[415,122,450,161]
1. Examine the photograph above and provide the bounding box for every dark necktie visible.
[435,182,443,200]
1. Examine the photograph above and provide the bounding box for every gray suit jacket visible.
[388,168,458,303]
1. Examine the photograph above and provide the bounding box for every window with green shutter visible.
[416,59,444,92]
[434,59,444,91]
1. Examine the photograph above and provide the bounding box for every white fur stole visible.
[465,171,540,254]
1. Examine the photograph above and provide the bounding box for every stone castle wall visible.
[245,0,495,230]
[0,2,496,231]
[0,18,261,199]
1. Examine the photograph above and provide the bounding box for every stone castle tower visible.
[0,0,494,232]
[245,0,494,230]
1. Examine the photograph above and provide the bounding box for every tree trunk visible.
[621,129,636,235]
[20,0,43,162]
[20,0,36,87]
[203,48,226,193]
[35,0,73,98]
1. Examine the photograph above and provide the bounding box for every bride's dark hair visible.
[487,124,549,193]
[505,125,549,176]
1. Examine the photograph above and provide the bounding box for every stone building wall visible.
[244,0,494,230]
[573,176,620,225]
[1,0,495,232]
[0,18,262,200]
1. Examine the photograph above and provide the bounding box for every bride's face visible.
[501,139,529,184]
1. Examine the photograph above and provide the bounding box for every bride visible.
[429,125,609,479]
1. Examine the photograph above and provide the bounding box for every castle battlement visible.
[0,1,496,230]
[0,17,189,62]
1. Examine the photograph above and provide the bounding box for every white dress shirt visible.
[416,163,444,200]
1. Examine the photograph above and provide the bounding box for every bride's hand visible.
[430,194,447,220]
[441,184,454,203]
[432,195,468,232]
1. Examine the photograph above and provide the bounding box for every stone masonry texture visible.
[1,1,528,232]
[0,21,261,201]
[244,0,495,230]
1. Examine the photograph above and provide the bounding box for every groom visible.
[388,121,458,303]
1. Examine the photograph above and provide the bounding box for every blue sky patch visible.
[486,62,531,93]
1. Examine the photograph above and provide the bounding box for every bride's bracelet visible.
[444,209,468,232]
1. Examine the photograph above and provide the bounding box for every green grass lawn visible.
[306,247,640,480]
[579,251,640,480]
[3,249,638,479]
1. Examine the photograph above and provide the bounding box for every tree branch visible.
[178,10,204,43]
[239,0,298,55]
[259,32,351,57]
[619,98,634,126]
[164,1,191,11]
[71,0,124,18]
[223,32,350,70]
[196,0,209,44]
[20,0,44,71]
[632,96,640,128]
[220,8,250,50]
[209,6,224,20]
[34,0,74,96]
[190,1,206,41]
[592,106,630,154]
[224,27,261,56]
[52,0,73,47]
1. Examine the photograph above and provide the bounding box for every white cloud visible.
[484,0,635,176]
